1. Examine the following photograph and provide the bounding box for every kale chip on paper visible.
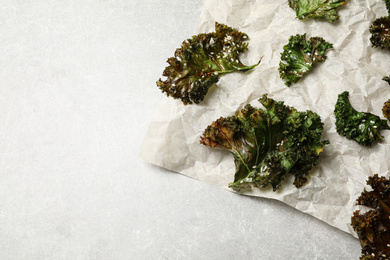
[352,174,390,260]
[289,0,346,22]
[200,94,329,192]
[384,76,390,85]
[279,34,333,87]
[383,99,390,121]
[334,91,390,146]
[370,0,390,51]
[157,22,261,105]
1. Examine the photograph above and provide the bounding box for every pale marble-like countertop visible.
[0,0,360,259]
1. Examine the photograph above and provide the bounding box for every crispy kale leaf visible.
[200,94,329,191]
[370,0,390,50]
[288,0,346,22]
[157,22,261,105]
[383,99,390,121]
[351,174,390,260]
[334,91,390,146]
[384,76,390,85]
[279,34,333,87]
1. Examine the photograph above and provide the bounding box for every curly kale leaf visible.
[351,174,390,260]
[288,0,346,22]
[200,94,329,191]
[157,22,261,105]
[370,0,390,50]
[384,76,390,85]
[279,34,333,87]
[383,99,390,121]
[334,91,390,146]
[370,18,390,51]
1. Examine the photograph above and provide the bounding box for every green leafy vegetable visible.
[288,0,346,22]
[334,91,390,146]
[157,22,261,105]
[383,99,390,121]
[279,34,333,87]
[370,0,390,50]
[384,76,390,85]
[200,94,329,191]
[351,174,390,260]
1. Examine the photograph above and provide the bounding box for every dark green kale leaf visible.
[157,22,261,105]
[200,94,329,191]
[279,34,333,87]
[288,0,346,23]
[384,76,390,85]
[334,91,390,146]
[351,174,390,260]
[370,0,390,50]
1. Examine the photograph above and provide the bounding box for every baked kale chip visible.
[371,18,390,50]
[334,91,390,146]
[157,22,261,105]
[200,94,329,191]
[384,76,390,85]
[370,0,390,50]
[383,99,390,121]
[279,34,333,87]
[288,0,346,22]
[351,174,390,260]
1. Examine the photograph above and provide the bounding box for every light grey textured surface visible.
[0,0,360,259]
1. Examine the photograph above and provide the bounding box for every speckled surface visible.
[0,0,360,259]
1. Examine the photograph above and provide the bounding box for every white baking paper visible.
[140,0,390,236]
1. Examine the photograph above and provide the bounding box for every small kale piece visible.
[383,99,390,121]
[157,22,261,105]
[351,174,390,260]
[288,0,346,23]
[384,76,390,85]
[370,0,390,50]
[334,91,390,146]
[200,94,329,191]
[279,34,333,87]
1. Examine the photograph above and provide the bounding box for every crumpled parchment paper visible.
[140,0,390,236]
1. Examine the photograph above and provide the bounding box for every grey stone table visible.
[0,0,360,259]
